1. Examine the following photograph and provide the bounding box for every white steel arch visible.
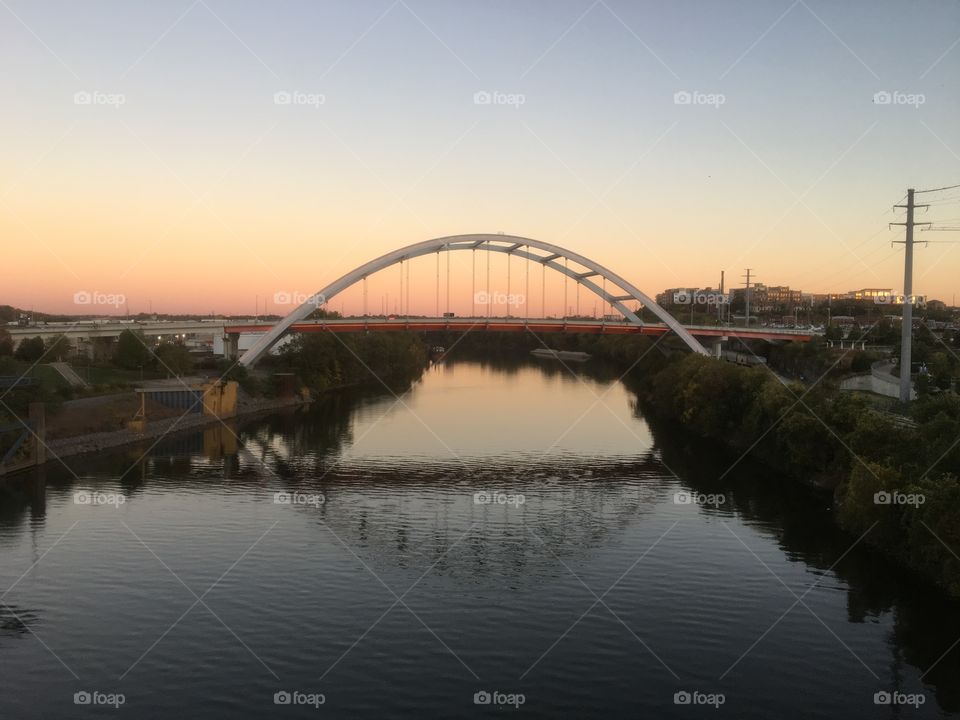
[239,234,709,366]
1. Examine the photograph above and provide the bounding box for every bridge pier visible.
[710,337,727,359]
[223,333,240,361]
[838,340,867,351]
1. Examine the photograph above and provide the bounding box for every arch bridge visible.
[239,234,712,367]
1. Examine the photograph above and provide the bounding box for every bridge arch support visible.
[238,234,709,366]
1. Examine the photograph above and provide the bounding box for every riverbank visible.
[41,393,311,463]
[1,329,430,475]
[622,348,960,596]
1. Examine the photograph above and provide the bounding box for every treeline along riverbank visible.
[630,338,959,595]
[269,331,428,394]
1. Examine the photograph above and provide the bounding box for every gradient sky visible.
[2,0,959,316]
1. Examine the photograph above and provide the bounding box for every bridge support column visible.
[223,333,240,361]
[710,337,727,359]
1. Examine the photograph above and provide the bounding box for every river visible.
[0,354,957,718]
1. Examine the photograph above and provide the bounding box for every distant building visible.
[655,288,688,307]
[732,284,769,311]
[809,292,849,304]
[849,288,893,301]
[765,285,803,308]
[656,287,728,308]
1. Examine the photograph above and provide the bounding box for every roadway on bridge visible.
[224,317,821,342]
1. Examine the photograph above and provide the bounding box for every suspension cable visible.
[525,245,529,320]
[486,246,491,317]
[506,251,511,317]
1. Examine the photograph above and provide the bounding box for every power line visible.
[921,194,960,206]
[916,182,960,194]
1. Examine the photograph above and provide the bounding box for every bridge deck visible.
[224,318,819,342]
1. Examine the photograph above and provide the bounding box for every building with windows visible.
[655,288,688,307]
[849,288,893,301]
[765,286,804,308]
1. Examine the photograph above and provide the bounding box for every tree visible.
[44,334,71,361]
[13,336,44,362]
[0,328,12,357]
[114,329,152,370]
[837,461,903,542]
[155,342,193,377]
[907,473,960,595]
[824,325,843,344]
[927,351,955,391]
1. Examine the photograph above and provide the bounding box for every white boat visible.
[530,349,591,362]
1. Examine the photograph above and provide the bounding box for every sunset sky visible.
[2,0,959,316]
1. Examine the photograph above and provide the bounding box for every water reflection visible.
[0,604,39,637]
[0,355,957,717]
[644,410,960,714]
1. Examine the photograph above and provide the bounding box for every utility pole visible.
[742,269,753,327]
[892,188,929,403]
[719,270,725,324]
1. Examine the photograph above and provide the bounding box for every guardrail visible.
[0,376,37,389]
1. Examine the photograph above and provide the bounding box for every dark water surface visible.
[1,356,958,719]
